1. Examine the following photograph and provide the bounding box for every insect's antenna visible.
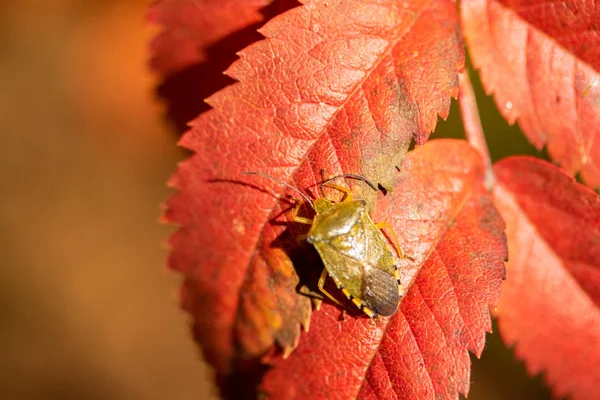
[243,172,315,209]
[320,173,378,192]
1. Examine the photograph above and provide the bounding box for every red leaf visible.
[148,0,299,133]
[148,0,273,75]
[493,157,600,400]
[260,140,507,399]
[461,0,600,188]
[165,0,464,376]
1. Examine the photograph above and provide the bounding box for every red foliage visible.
[461,0,600,188]
[162,0,464,379]
[148,0,301,133]
[148,0,272,75]
[261,140,506,400]
[494,157,600,400]
[146,0,600,398]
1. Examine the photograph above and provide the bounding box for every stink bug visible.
[244,171,405,317]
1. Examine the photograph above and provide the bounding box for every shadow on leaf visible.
[156,0,301,135]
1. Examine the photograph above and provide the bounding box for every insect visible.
[244,171,405,317]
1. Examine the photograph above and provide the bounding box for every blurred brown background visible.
[0,1,551,399]
[0,1,215,399]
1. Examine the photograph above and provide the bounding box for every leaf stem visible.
[458,72,494,190]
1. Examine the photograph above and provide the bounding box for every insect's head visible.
[313,197,333,213]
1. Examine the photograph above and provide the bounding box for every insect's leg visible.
[318,269,343,306]
[376,221,408,299]
[321,183,354,202]
[375,221,404,258]
[291,198,313,225]
[319,168,354,201]
[288,198,312,243]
